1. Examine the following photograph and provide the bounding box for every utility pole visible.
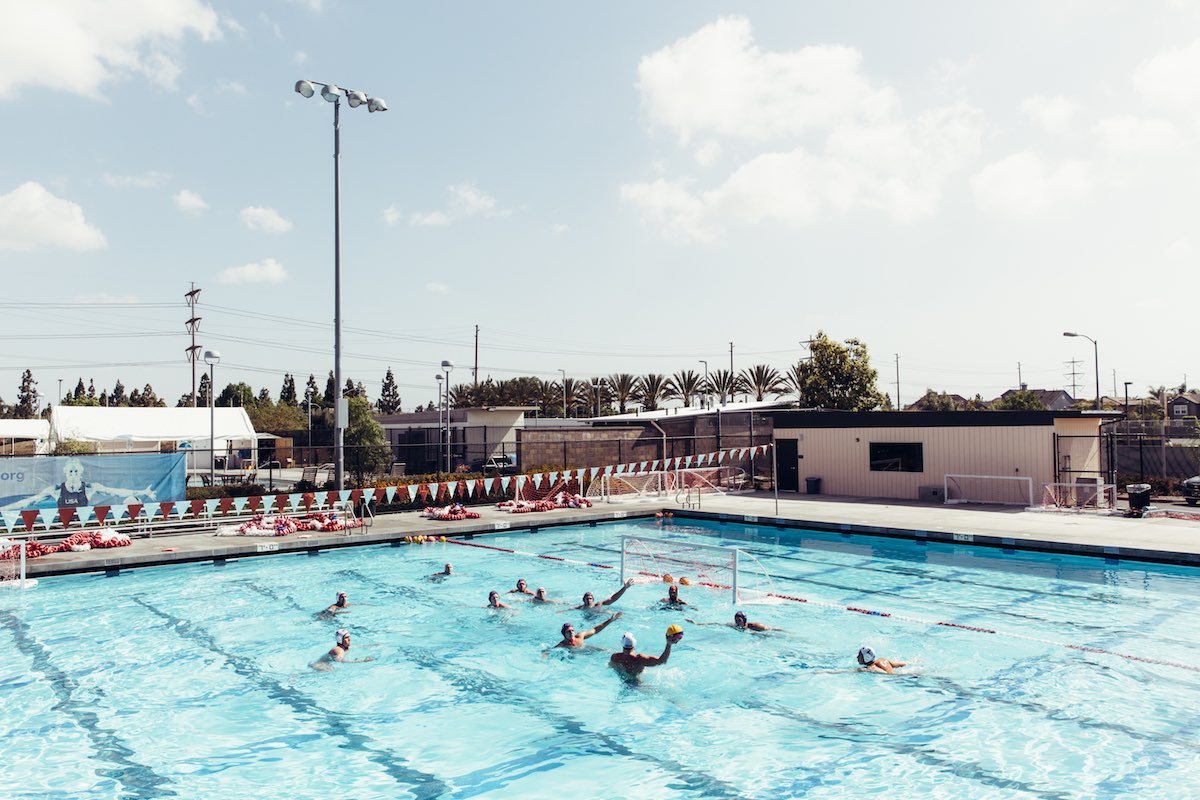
[184,284,202,407]
[473,324,479,386]
[729,342,734,375]
[894,354,900,410]
[1064,359,1082,400]
[1018,361,1023,389]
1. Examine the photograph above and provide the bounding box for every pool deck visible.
[14,491,1200,580]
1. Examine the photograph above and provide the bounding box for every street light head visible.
[294,79,315,98]
[1062,331,1077,337]
[203,350,220,365]
[436,374,444,382]
[441,360,454,370]
[321,83,342,103]
[346,90,368,108]
[367,97,388,113]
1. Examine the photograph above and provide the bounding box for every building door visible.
[776,438,799,491]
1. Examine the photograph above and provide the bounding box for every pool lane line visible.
[131,597,450,800]
[0,611,177,800]
[447,538,1200,676]
[236,569,749,800]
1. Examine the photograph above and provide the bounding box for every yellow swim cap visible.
[666,624,683,636]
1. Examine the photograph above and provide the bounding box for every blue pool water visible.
[2,518,1199,799]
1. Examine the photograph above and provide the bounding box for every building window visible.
[869,442,924,472]
[1174,404,1188,417]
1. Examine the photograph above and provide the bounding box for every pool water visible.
[2,518,1199,799]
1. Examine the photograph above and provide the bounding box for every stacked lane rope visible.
[216,512,366,537]
[0,530,132,561]
[497,475,592,514]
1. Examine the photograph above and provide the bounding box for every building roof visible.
[592,398,795,423]
[50,406,257,443]
[1168,392,1200,405]
[771,409,1120,429]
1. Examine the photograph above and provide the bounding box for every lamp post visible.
[592,382,602,418]
[558,369,567,418]
[1123,381,1132,419]
[435,374,444,475]
[698,360,708,409]
[204,350,220,485]
[306,396,313,461]
[1062,331,1100,410]
[441,360,454,473]
[294,78,387,492]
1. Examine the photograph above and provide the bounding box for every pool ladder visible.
[677,486,701,510]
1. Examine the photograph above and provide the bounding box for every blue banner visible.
[0,453,185,513]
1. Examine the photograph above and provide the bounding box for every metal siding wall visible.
[774,425,1055,499]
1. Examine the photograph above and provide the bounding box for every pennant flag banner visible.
[159,501,176,519]
[548,471,558,484]
[406,485,418,502]
[95,505,113,524]
[21,509,40,531]
[39,508,59,529]
[302,493,315,511]
[189,499,206,518]
[232,497,248,514]
[532,473,543,490]
[502,477,513,492]
[76,507,95,526]
[590,467,600,479]
[417,484,429,502]
[56,507,77,527]
[384,486,397,503]
[484,477,495,494]
[1,511,18,532]
[683,456,693,468]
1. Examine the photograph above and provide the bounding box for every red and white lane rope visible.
[441,537,1200,674]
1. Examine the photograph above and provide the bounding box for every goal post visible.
[1040,482,1117,511]
[0,537,38,590]
[585,467,750,504]
[621,534,763,603]
[943,474,1035,507]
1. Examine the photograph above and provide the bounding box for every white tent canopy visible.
[50,407,256,445]
[0,419,51,441]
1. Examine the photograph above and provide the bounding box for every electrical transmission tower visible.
[1064,359,1082,400]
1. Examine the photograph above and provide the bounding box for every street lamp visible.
[204,350,220,486]
[294,78,387,492]
[698,360,708,409]
[1123,381,1132,418]
[558,369,567,418]
[435,374,444,474]
[441,360,454,473]
[1062,332,1100,410]
[591,382,602,418]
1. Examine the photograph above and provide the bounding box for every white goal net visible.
[944,474,1035,507]
[586,467,748,504]
[1040,482,1117,511]
[619,534,772,604]
[0,537,37,590]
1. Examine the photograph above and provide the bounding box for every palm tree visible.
[534,378,560,416]
[668,370,704,407]
[562,377,589,418]
[784,362,805,405]
[635,373,669,411]
[740,364,785,402]
[606,373,637,413]
[585,377,611,417]
[448,383,476,408]
[705,369,743,404]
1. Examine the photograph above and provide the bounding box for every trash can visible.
[1126,484,1151,511]
[805,477,822,495]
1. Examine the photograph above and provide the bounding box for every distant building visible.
[994,388,1075,411]
[1167,391,1200,419]
[376,407,535,474]
[904,392,970,411]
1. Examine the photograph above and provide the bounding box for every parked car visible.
[480,455,517,475]
[1183,476,1200,506]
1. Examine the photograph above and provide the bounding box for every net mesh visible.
[0,538,23,586]
[1040,483,1117,510]
[944,474,1034,506]
[584,467,749,503]
[619,534,773,603]
[515,476,568,503]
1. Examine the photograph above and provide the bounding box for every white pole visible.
[19,536,26,588]
[773,442,779,516]
[732,548,740,605]
[620,536,627,584]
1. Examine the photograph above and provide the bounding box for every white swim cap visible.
[336,629,349,646]
[621,632,636,650]
[857,646,875,664]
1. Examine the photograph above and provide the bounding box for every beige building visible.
[772,411,1116,503]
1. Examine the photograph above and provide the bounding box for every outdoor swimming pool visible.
[2,517,1198,799]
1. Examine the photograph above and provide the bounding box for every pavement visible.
[13,491,1200,580]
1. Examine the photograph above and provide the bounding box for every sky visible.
[2,0,1199,411]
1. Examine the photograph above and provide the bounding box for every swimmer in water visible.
[431,563,453,578]
[319,590,351,618]
[311,629,375,670]
[555,612,621,648]
[609,626,682,678]
[487,590,510,609]
[532,587,561,605]
[575,578,635,610]
[856,646,907,674]
[660,584,688,607]
[685,610,779,632]
[508,578,534,596]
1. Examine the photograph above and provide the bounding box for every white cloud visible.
[410,211,451,227]
[1134,39,1200,111]
[222,16,246,37]
[623,17,984,242]
[971,152,1093,218]
[424,282,448,293]
[173,189,208,213]
[383,204,402,226]
[410,183,503,227]
[294,50,308,64]
[552,223,569,234]
[240,206,293,233]
[217,80,247,95]
[186,93,204,113]
[218,257,288,284]
[259,12,283,40]
[0,182,107,252]
[1093,115,1182,156]
[0,0,220,98]
[103,170,170,189]
[1021,95,1077,135]
[636,16,899,145]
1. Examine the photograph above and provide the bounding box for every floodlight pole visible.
[1063,331,1100,410]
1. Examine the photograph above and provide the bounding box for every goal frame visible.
[0,536,38,590]
[620,533,741,601]
[1040,482,1117,511]
[943,474,1035,507]
[587,467,749,504]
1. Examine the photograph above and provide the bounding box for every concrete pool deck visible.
[13,491,1200,579]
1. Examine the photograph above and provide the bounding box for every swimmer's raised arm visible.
[599,578,635,606]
